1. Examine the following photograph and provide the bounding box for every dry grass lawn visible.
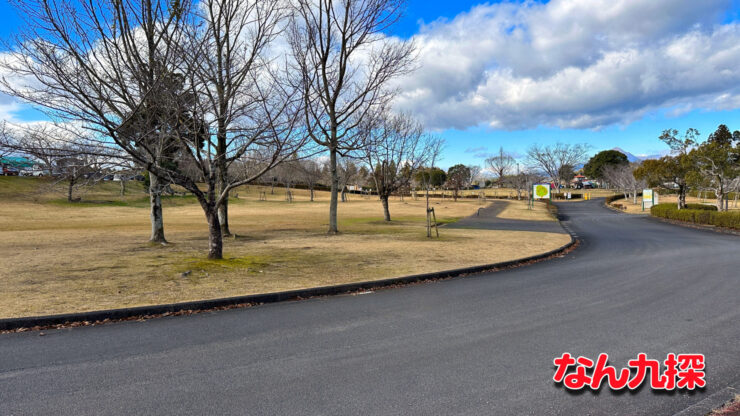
[496,199,557,221]
[0,178,570,318]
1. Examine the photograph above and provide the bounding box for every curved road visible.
[1,200,739,415]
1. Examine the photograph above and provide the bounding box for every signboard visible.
[533,183,551,200]
[642,189,657,211]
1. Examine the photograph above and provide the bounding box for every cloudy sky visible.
[1,0,739,167]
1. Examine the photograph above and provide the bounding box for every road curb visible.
[672,378,740,416]
[0,219,578,333]
[646,216,740,236]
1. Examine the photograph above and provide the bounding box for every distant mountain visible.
[611,147,643,163]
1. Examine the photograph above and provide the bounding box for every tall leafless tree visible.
[188,0,287,236]
[289,0,415,234]
[526,143,589,186]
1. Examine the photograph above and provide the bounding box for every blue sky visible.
[1,0,740,169]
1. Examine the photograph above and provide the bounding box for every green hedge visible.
[688,190,738,199]
[650,203,739,230]
[605,194,626,204]
[685,204,718,211]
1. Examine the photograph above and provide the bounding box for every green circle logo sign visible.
[535,185,549,197]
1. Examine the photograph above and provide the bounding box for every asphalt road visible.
[446,199,567,233]
[1,199,739,415]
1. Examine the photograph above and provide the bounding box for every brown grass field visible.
[0,177,569,318]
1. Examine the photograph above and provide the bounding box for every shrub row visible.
[684,204,718,211]
[605,194,626,204]
[688,190,738,199]
[650,203,739,230]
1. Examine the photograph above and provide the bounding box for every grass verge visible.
[0,178,570,318]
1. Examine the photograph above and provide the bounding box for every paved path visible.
[1,199,739,415]
[446,199,566,233]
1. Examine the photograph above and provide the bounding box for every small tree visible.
[486,147,515,187]
[295,159,323,201]
[362,112,434,221]
[634,156,695,209]
[445,164,471,201]
[413,139,444,237]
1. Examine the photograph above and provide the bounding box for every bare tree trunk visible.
[381,195,391,221]
[328,147,339,234]
[341,186,347,202]
[678,185,687,209]
[205,206,223,260]
[149,171,166,243]
[120,179,126,196]
[309,186,314,202]
[217,139,231,236]
[716,188,725,212]
[67,178,75,202]
[425,183,431,238]
[218,195,230,236]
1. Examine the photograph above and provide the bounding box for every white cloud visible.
[392,0,740,130]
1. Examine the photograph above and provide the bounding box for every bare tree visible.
[511,167,542,200]
[2,0,306,259]
[289,0,415,234]
[295,158,323,201]
[0,124,115,202]
[604,163,646,204]
[188,0,287,236]
[361,112,433,221]
[337,157,361,202]
[526,143,589,186]
[414,137,444,237]
[486,147,514,187]
[467,165,482,189]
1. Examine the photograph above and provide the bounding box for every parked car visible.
[2,166,20,176]
[20,169,49,176]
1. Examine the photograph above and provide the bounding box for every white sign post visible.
[642,189,656,211]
